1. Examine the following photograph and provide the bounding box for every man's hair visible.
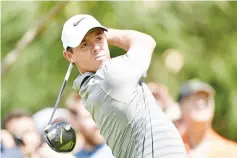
[67,47,73,53]
[2,109,31,129]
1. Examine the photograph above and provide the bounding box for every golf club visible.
[44,63,76,153]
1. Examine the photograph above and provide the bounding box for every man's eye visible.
[97,36,103,41]
[81,43,88,48]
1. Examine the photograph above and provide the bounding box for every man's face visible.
[64,28,110,73]
[6,117,41,152]
[6,117,37,138]
[179,91,214,125]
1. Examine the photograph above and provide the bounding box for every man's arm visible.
[106,28,156,53]
[104,29,156,87]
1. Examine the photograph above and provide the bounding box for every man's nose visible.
[92,44,101,54]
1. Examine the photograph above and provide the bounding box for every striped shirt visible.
[73,53,187,158]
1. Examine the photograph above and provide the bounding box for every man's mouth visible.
[95,56,106,61]
[95,52,106,60]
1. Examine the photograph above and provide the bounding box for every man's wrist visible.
[105,28,114,45]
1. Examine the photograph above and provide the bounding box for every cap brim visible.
[177,88,215,102]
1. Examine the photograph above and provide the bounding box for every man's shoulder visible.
[73,57,142,103]
[208,129,237,145]
[207,129,237,154]
[96,57,130,86]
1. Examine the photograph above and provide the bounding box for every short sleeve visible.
[103,45,153,89]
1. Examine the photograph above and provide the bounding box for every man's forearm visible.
[106,28,156,52]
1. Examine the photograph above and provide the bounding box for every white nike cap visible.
[61,14,107,50]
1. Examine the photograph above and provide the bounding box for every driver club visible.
[44,63,76,153]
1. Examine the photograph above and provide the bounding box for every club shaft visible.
[47,63,73,125]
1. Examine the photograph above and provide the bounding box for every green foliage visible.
[1,1,237,141]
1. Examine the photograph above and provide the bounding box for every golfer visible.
[61,14,187,158]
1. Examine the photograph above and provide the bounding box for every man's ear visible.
[63,50,75,63]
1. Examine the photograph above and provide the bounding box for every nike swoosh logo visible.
[73,17,86,26]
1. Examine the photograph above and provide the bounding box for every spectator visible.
[2,109,41,158]
[65,92,86,154]
[147,82,189,152]
[147,82,182,121]
[1,129,23,158]
[178,79,237,158]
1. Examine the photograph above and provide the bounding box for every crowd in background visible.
[1,79,237,158]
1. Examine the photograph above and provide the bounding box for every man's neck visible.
[76,65,85,74]
[186,122,210,149]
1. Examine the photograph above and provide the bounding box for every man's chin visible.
[95,55,110,64]
[96,58,109,68]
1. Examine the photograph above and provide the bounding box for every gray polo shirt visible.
[73,53,187,158]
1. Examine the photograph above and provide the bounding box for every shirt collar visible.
[73,72,94,90]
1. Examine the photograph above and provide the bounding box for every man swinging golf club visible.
[61,14,187,158]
